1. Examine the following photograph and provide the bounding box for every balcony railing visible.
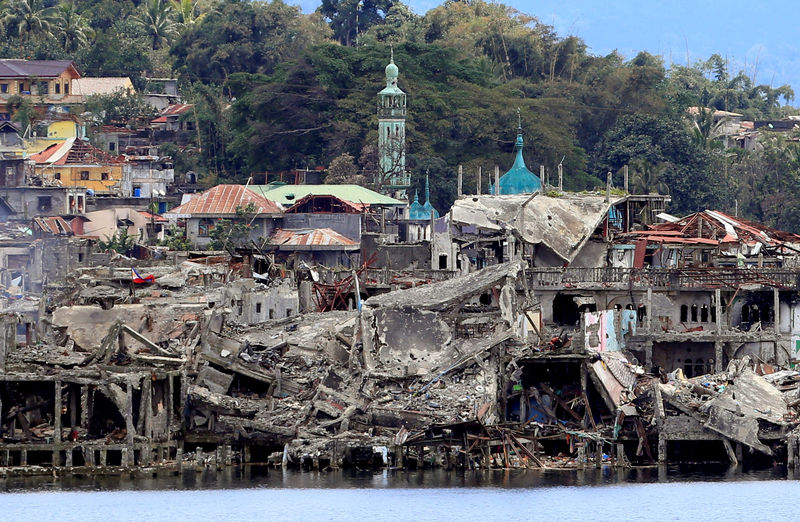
[527,267,800,290]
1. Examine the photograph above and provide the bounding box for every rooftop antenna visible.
[390,44,394,63]
[517,107,522,132]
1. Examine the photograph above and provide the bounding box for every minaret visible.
[377,47,410,200]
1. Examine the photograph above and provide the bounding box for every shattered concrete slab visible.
[451,194,624,263]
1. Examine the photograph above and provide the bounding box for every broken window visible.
[690,304,698,322]
[198,218,216,236]
[680,304,688,322]
[439,254,448,270]
[552,293,585,326]
[101,172,109,180]
[700,305,709,323]
[711,306,717,323]
[80,171,89,180]
[37,196,52,211]
[255,303,262,314]
[694,358,706,377]
[269,309,274,319]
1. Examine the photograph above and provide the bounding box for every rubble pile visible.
[2,255,800,475]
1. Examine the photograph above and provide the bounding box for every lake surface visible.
[1,466,796,521]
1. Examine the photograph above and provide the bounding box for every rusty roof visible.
[619,210,800,249]
[271,228,359,250]
[164,184,283,217]
[30,139,122,165]
[33,216,73,235]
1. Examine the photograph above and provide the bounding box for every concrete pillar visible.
[166,375,174,441]
[714,341,724,373]
[476,167,482,195]
[646,288,653,333]
[658,435,667,463]
[125,382,134,466]
[299,281,313,313]
[623,165,629,193]
[457,165,463,197]
[558,163,563,192]
[715,288,722,334]
[80,385,89,429]
[644,341,653,368]
[85,447,94,466]
[594,441,603,468]
[99,449,107,466]
[53,381,62,444]
[494,165,500,193]
[143,377,153,441]
[774,288,780,336]
[606,171,612,202]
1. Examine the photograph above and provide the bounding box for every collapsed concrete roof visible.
[450,193,625,263]
[365,261,524,311]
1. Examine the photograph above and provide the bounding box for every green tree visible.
[159,225,191,250]
[84,90,157,128]
[134,0,176,50]
[207,202,258,252]
[55,1,92,53]
[1,0,57,42]
[318,0,393,46]
[172,0,209,30]
[325,152,366,184]
[172,0,330,83]
[97,229,137,255]
[6,94,38,134]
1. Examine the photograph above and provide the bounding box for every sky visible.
[294,0,800,96]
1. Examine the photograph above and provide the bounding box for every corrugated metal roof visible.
[30,138,122,165]
[33,216,73,235]
[271,228,359,250]
[249,184,404,207]
[619,209,800,248]
[138,211,167,222]
[164,184,283,217]
[0,60,78,78]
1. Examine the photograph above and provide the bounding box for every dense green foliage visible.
[3,0,800,230]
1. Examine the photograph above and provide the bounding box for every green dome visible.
[494,133,541,195]
[385,61,398,82]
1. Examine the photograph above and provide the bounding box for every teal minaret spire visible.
[409,173,439,220]
[493,108,542,195]
[377,46,410,200]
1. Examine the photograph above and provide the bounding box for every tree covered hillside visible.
[2,0,800,230]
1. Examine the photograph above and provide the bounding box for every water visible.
[0,466,796,521]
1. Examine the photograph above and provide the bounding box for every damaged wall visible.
[222,279,299,325]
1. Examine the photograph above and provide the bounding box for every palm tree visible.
[134,0,176,50]
[629,160,670,196]
[1,0,57,43]
[172,0,208,29]
[55,1,92,53]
